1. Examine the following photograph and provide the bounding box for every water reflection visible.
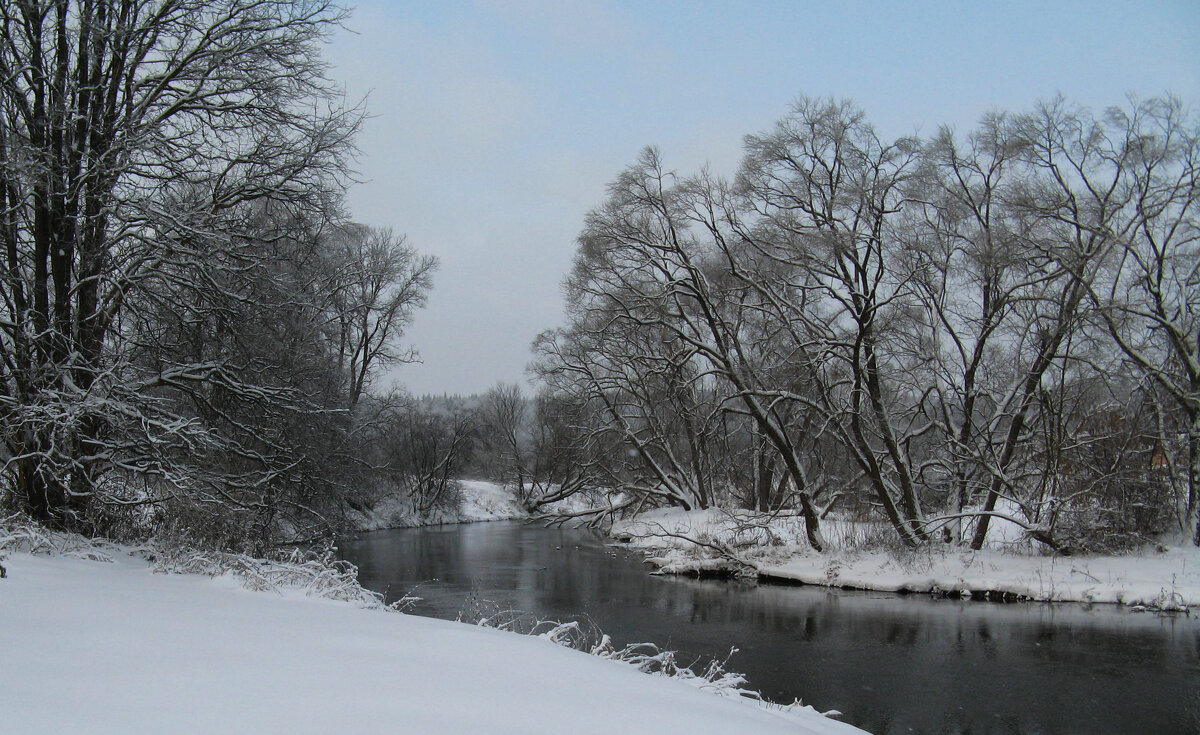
[338,522,1200,735]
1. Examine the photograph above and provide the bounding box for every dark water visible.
[338,521,1200,735]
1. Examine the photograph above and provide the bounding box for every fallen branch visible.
[626,520,760,577]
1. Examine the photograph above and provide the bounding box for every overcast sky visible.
[324,0,1200,397]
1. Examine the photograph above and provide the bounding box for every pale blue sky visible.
[325,0,1199,396]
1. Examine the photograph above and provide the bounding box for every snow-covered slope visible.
[349,479,529,530]
[350,479,613,531]
[0,551,864,735]
[457,479,528,521]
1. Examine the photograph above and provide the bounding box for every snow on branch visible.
[0,513,119,562]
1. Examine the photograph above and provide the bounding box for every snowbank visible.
[457,479,529,522]
[614,508,1200,610]
[759,545,1198,608]
[0,549,864,735]
[349,479,527,531]
[351,479,613,532]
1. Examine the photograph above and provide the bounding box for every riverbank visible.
[349,479,603,531]
[0,541,864,734]
[613,508,1199,611]
[350,482,1200,611]
[349,480,529,530]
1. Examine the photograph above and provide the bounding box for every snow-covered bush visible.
[0,513,119,562]
[0,513,417,610]
[146,544,402,607]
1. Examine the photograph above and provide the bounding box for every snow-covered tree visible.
[0,0,359,535]
[535,94,1195,551]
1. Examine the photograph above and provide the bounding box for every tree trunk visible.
[1189,415,1200,546]
[755,441,773,512]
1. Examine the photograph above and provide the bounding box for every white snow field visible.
[0,550,865,735]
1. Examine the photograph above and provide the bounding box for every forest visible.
[1,0,1196,558]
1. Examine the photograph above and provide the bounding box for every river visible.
[337,520,1200,734]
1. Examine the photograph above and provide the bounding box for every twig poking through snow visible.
[469,601,844,720]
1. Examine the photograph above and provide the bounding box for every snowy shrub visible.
[149,498,265,556]
[1049,493,1173,555]
[0,514,417,611]
[855,523,940,572]
[0,513,118,562]
[145,543,418,610]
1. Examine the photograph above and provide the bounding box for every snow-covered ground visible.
[351,479,609,531]
[614,507,1200,610]
[0,546,865,734]
[349,479,529,531]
